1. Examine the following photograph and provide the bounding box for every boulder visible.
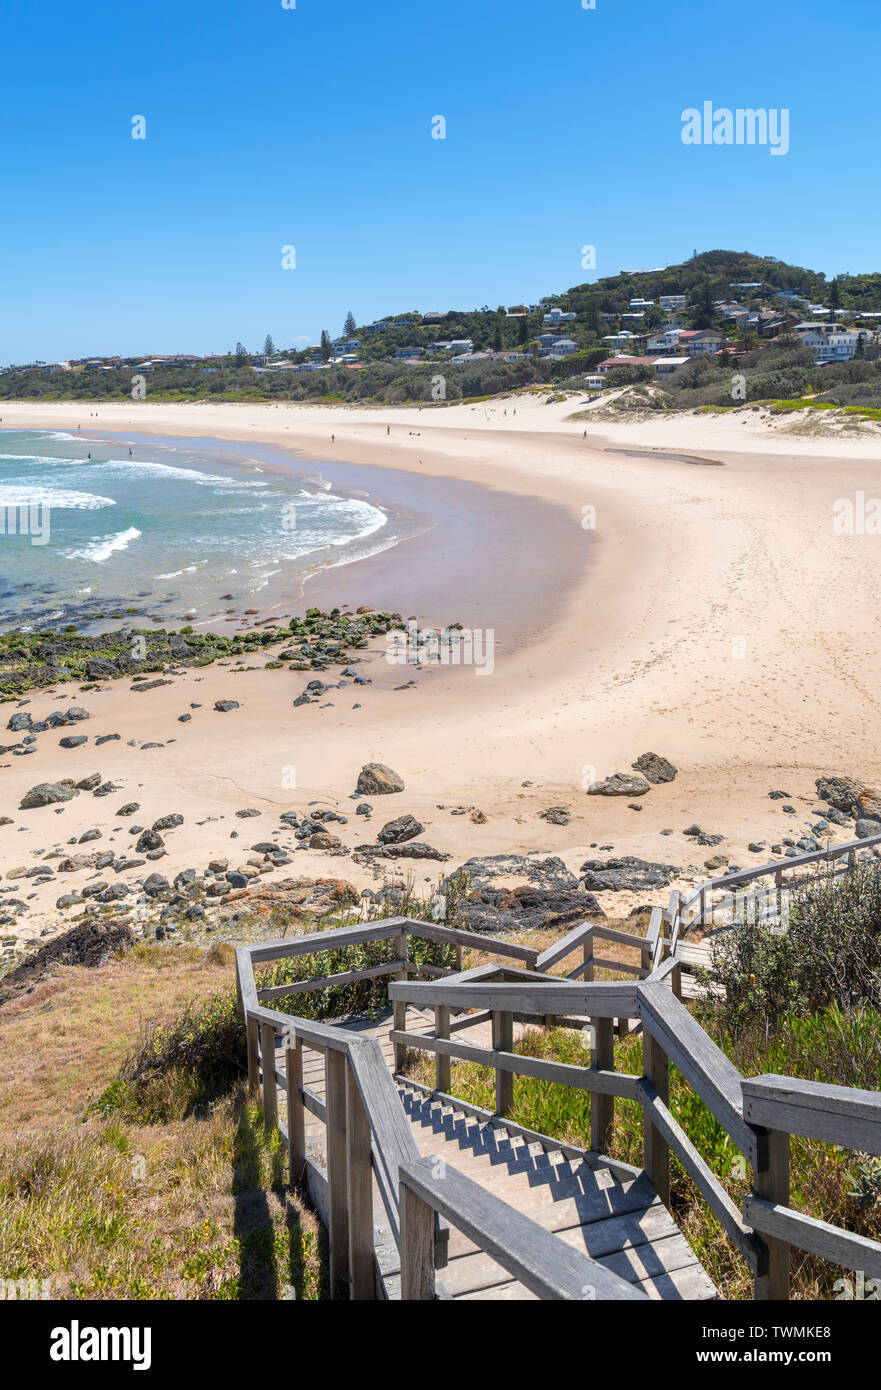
[309,831,342,850]
[59,735,88,749]
[152,813,184,832]
[855,818,881,840]
[538,806,571,825]
[377,814,424,845]
[76,773,102,791]
[135,829,164,853]
[356,762,404,795]
[815,776,862,814]
[143,873,170,898]
[587,773,651,798]
[214,700,239,712]
[21,782,78,808]
[116,803,140,817]
[7,712,32,732]
[632,752,677,784]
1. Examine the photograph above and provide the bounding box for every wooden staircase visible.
[238,913,881,1301]
[397,1081,716,1300]
[284,1008,716,1300]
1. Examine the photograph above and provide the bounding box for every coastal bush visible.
[695,859,881,1036]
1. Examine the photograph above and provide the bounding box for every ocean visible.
[0,429,393,631]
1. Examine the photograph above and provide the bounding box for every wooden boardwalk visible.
[277,1009,717,1301]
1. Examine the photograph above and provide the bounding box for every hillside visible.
[4,250,881,409]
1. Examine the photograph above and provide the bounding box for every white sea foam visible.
[66,527,142,563]
[94,458,268,489]
[0,484,115,510]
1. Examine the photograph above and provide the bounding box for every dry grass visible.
[0,940,325,1299]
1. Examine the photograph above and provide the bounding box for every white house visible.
[543,306,577,325]
[542,337,578,356]
[792,324,860,362]
[659,294,686,311]
[652,356,689,379]
[646,328,684,354]
[629,298,654,309]
[677,329,723,357]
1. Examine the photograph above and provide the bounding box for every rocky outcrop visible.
[453,854,578,888]
[457,884,604,934]
[578,856,677,892]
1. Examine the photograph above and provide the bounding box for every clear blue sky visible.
[2,0,879,363]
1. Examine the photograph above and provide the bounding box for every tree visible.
[234,341,249,366]
[830,278,841,319]
[695,281,715,329]
[517,316,529,345]
[263,334,275,357]
[320,329,332,361]
[343,310,357,337]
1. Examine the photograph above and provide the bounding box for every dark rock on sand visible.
[136,829,164,853]
[587,773,650,797]
[21,782,78,808]
[356,762,405,795]
[377,814,424,845]
[632,752,677,784]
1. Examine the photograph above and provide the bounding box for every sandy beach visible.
[3,392,881,943]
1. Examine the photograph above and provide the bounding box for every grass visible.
[0,937,324,1299]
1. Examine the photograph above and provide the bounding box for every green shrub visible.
[696,860,881,1035]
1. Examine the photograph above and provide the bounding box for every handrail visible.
[399,1156,647,1300]
[674,829,881,929]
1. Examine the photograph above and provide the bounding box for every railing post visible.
[325,1048,350,1299]
[260,1022,277,1130]
[752,1129,791,1300]
[642,1031,670,1206]
[435,1004,451,1093]
[393,931,408,1072]
[400,1178,436,1300]
[590,1016,614,1155]
[582,932,595,982]
[345,1059,377,1300]
[246,1014,260,1096]
[492,1010,514,1117]
[285,1033,306,1187]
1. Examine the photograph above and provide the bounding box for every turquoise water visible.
[0,429,390,630]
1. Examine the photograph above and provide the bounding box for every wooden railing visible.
[235,916,648,1300]
[667,829,881,940]
[236,908,881,1301]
